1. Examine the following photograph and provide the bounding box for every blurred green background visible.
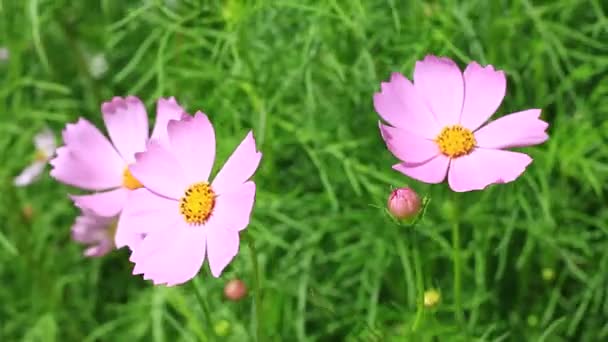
[1,0,608,341]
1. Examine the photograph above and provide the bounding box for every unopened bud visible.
[542,268,555,282]
[387,187,421,220]
[224,279,247,301]
[424,289,440,308]
[21,204,34,221]
[214,319,230,337]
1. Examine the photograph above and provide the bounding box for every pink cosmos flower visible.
[374,55,549,192]
[118,112,261,286]
[14,127,56,186]
[50,96,187,248]
[71,209,118,257]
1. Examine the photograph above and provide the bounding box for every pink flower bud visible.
[224,279,247,301]
[387,187,421,220]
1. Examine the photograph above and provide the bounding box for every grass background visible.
[1,0,608,341]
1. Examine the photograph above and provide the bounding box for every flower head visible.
[50,96,187,248]
[14,127,56,186]
[119,112,262,286]
[374,55,549,192]
[424,288,441,308]
[87,52,109,79]
[71,210,118,257]
[387,187,421,220]
[224,279,247,301]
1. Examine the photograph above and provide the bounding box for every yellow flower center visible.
[34,150,48,162]
[434,125,476,158]
[179,182,216,225]
[123,168,143,190]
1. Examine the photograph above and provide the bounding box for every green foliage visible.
[1,0,607,340]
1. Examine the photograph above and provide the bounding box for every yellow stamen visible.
[34,150,48,162]
[434,125,476,158]
[123,168,143,190]
[179,182,216,225]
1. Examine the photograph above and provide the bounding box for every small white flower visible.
[87,53,109,79]
[14,128,56,186]
[0,47,9,61]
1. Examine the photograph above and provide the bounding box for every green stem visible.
[452,220,464,323]
[247,235,263,342]
[191,279,215,341]
[411,226,424,331]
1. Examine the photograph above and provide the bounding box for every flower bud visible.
[21,204,34,221]
[224,279,247,301]
[424,289,440,308]
[542,267,555,282]
[387,187,421,220]
[214,319,230,337]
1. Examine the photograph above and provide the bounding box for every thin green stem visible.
[190,279,215,341]
[411,226,424,331]
[452,220,464,323]
[247,235,263,342]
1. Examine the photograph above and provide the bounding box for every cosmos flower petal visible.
[71,213,109,244]
[131,226,207,286]
[84,240,114,258]
[34,127,56,158]
[413,55,464,126]
[115,188,181,249]
[474,109,549,149]
[210,181,256,232]
[167,112,216,184]
[460,62,507,131]
[151,97,189,144]
[50,119,124,190]
[206,225,240,278]
[130,141,189,199]
[101,96,149,163]
[393,154,450,184]
[379,123,439,164]
[70,188,129,217]
[212,131,262,195]
[448,148,533,192]
[71,210,116,258]
[14,161,46,186]
[50,150,122,191]
[373,72,441,138]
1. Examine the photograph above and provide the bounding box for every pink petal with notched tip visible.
[373,72,441,138]
[114,188,181,249]
[50,118,124,190]
[474,109,549,149]
[167,112,216,184]
[393,154,450,184]
[129,141,189,199]
[101,96,149,163]
[212,131,262,195]
[208,181,256,232]
[379,123,439,164]
[151,97,189,144]
[459,62,507,131]
[413,55,464,126]
[447,148,532,192]
[131,224,207,286]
